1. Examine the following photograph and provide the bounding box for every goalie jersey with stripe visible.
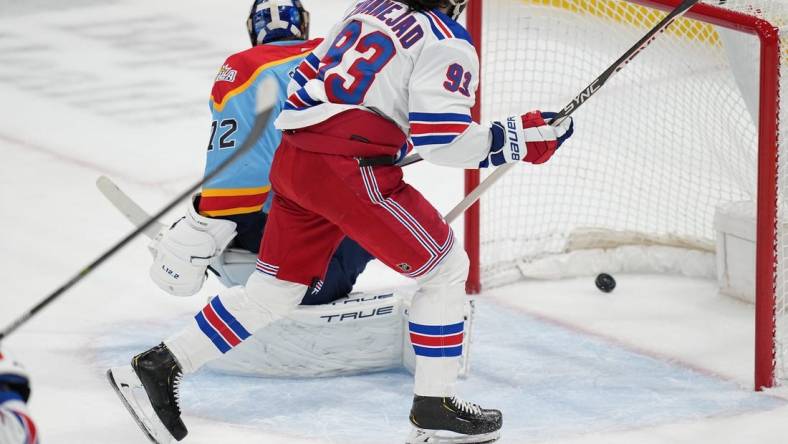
[197,38,374,305]
[200,38,322,220]
[276,0,490,168]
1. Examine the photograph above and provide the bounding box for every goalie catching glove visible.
[481,111,574,167]
[149,195,237,297]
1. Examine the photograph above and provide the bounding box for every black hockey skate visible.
[407,395,502,443]
[107,344,187,443]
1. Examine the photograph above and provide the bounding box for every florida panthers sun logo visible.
[216,64,238,83]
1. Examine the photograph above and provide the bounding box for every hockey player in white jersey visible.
[0,351,38,444]
[107,1,573,443]
[272,1,572,439]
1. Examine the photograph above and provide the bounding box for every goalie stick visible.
[401,0,702,222]
[97,175,257,287]
[96,176,166,240]
[0,78,280,341]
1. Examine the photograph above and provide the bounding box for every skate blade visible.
[406,427,500,444]
[107,367,174,444]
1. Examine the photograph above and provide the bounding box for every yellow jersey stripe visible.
[210,51,313,112]
[202,186,272,198]
[201,205,265,217]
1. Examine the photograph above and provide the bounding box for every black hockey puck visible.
[595,273,616,293]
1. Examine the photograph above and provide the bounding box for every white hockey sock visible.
[409,245,469,397]
[165,272,307,374]
[409,283,466,397]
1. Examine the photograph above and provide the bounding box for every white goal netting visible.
[475,0,787,385]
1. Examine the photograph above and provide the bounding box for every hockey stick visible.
[96,175,258,281]
[0,78,280,341]
[433,0,701,223]
[96,176,166,239]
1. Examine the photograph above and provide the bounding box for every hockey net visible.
[464,0,787,389]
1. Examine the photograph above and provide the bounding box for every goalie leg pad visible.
[208,290,407,377]
[198,287,477,378]
[165,272,306,374]
[208,248,257,288]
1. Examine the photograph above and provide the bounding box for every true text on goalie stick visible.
[0,78,281,341]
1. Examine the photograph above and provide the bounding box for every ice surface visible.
[94,299,784,443]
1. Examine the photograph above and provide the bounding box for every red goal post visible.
[463,0,783,390]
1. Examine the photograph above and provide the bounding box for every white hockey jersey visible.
[0,400,37,444]
[275,0,492,168]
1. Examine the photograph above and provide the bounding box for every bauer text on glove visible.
[480,111,574,167]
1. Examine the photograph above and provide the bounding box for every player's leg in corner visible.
[107,273,306,443]
[406,245,502,444]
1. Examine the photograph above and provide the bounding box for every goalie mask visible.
[446,0,469,20]
[247,0,310,46]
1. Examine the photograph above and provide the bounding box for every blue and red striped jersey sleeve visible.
[406,37,493,168]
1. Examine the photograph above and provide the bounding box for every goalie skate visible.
[107,366,174,444]
[406,396,502,444]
